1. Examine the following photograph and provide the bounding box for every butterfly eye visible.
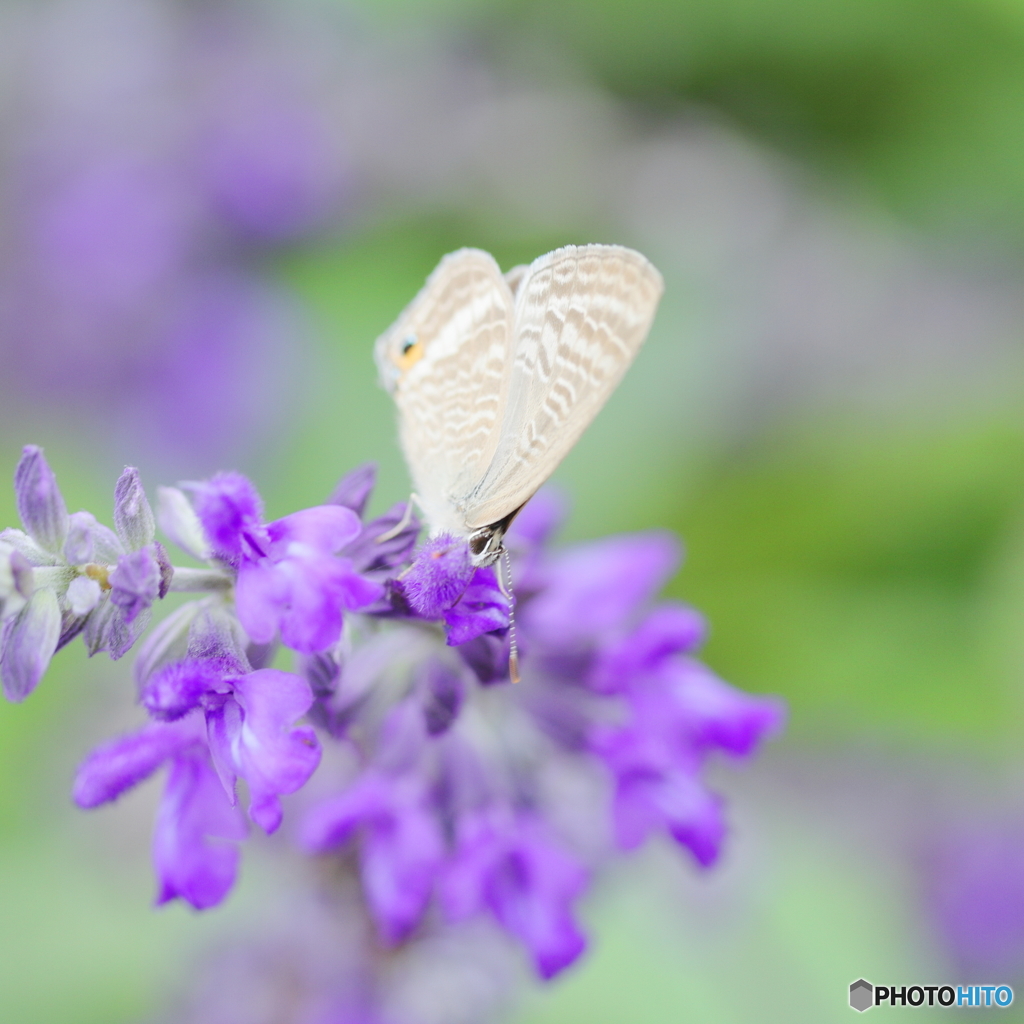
[396,333,424,370]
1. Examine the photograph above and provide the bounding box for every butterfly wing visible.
[463,244,663,530]
[374,248,516,534]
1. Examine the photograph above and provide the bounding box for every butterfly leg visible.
[375,493,423,543]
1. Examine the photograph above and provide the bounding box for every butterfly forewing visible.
[463,245,663,529]
[374,248,515,533]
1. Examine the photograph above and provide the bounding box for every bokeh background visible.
[3,0,1024,1020]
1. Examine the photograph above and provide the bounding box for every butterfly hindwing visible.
[463,245,663,529]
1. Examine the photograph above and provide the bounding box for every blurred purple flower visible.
[73,714,248,909]
[0,0,353,465]
[441,811,588,979]
[924,813,1024,978]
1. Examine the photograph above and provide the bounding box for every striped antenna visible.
[502,549,520,683]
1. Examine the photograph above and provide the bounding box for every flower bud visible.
[113,467,155,552]
[63,511,124,565]
[14,446,68,555]
[156,486,211,561]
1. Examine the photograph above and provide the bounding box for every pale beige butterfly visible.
[375,244,664,567]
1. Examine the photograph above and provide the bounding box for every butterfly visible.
[375,244,664,567]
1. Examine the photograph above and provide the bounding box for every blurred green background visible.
[4,0,1024,1020]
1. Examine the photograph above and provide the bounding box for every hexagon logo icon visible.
[850,979,874,1012]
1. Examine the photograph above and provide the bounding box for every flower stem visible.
[167,567,232,593]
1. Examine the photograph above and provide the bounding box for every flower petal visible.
[154,749,248,910]
[267,505,362,555]
[66,575,102,616]
[234,559,288,645]
[326,462,376,518]
[73,717,202,807]
[0,527,58,568]
[142,657,234,721]
[232,668,321,831]
[667,661,787,757]
[444,566,508,646]
[589,603,706,693]
[0,586,61,701]
[523,532,680,648]
[341,501,421,580]
[190,471,267,563]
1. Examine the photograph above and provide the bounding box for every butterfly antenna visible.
[502,548,521,684]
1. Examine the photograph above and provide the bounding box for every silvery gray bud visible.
[157,486,211,561]
[83,593,150,660]
[1,587,61,702]
[113,467,155,552]
[0,527,59,568]
[64,511,125,565]
[14,446,69,555]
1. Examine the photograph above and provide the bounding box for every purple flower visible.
[191,472,384,653]
[923,813,1024,978]
[0,450,176,688]
[19,450,783,995]
[400,537,510,646]
[207,667,322,834]
[155,746,250,909]
[327,463,377,519]
[302,769,445,943]
[441,812,588,979]
[592,660,784,864]
[443,567,509,646]
[78,638,321,908]
[401,534,476,618]
[143,654,322,836]
[73,715,248,910]
[521,531,680,650]
[588,603,706,694]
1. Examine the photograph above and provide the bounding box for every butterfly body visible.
[376,244,664,565]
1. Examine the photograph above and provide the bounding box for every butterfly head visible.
[467,524,504,567]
